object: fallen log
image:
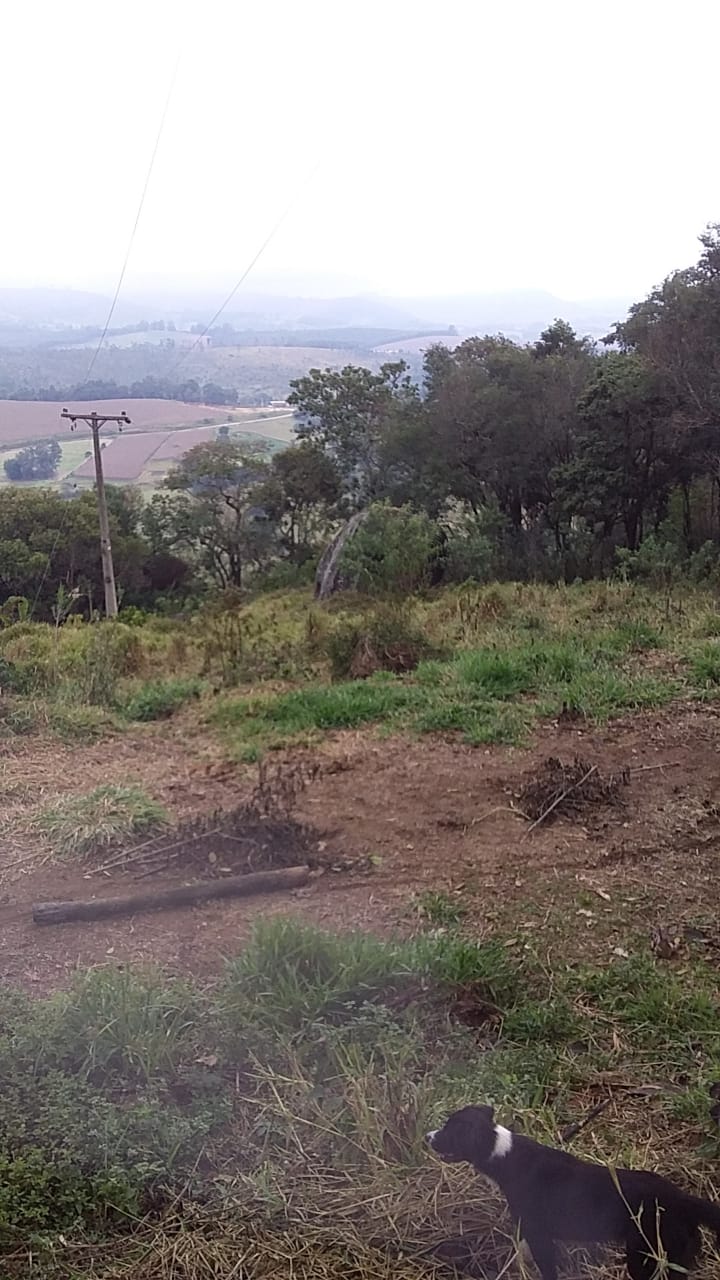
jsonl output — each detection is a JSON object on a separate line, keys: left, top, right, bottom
{"left": 32, "top": 865, "right": 311, "bottom": 926}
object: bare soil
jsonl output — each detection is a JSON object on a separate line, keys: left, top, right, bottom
{"left": 2, "top": 701, "right": 720, "bottom": 994}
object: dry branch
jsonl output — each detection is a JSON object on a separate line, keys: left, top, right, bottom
{"left": 559, "top": 1096, "right": 612, "bottom": 1143}
{"left": 523, "top": 765, "right": 598, "bottom": 837}
{"left": 33, "top": 865, "right": 310, "bottom": 926}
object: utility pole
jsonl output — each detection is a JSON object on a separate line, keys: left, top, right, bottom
{"left": 60, "top": 409, "right": 131, "bottom": 619}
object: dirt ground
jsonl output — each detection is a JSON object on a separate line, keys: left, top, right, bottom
{"left": 2, "top": 701, "right": 720, "bottom": 994}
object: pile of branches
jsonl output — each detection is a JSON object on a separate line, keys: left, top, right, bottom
{"left": 518, "top": 756, "right": 630, "bottom": 830}
{"left": 89, "top": 760, "right": 321, "bottom": 880}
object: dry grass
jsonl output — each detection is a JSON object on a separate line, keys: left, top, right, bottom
{"left": 26, "top": 783, "right": 168, "bottom": 859}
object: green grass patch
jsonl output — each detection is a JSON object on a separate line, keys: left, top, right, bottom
{"left": 212, "top": 678, "right": 426, "bottom": 751}
{"left": 454, "top": 647, "right": 536, "bottom": 696}
{"left": 691, "top": 641, "right": 720, "bottom": 687}
{"left": 28, "top": 784, "right": 168, "bottom": 859}
{"left": 547, "top": 669, "right": 679, "bottom": 721}
{"left": 117, "top": 676, "right": 202, "bottom": 722}
{"left": 211, "top": 627, "right": 682, "bottom": 754}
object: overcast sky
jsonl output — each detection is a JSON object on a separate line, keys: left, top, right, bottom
{"left": 2, "top": 0, "right": 718, "bottom": 302}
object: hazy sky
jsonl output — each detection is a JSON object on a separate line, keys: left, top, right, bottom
{"left": 2, "top": 0, "right": 718, "bottom": 302}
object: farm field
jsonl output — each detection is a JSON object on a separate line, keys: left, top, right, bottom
{"left": 0, "top": 398, "right": 235, "bottom": 448}
{"left": 2, "top": 582, "right": 720, "bottom": 1277}
{"left": 0, "top": 408, "right": 295, "bottom": 488}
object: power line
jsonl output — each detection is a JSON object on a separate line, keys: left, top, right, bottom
{"left": 164, "top": 159, "right": 323, "bottom": 384}
{"left": 82, "top": 51, "right": 182, "bottom": 386}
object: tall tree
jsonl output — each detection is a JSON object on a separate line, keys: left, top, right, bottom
{"left": 161, "top": 440, "right": 273, "bottom": 588}
{"left": 553, "top": 353, "right": 682, "bottom": 554}
{"left": 258, "top": 442, "right": 341, "bottom": 560}
{"left": 288, "top": 361, "right": 420, "bottom": 508}
{"left": 611, "top": 223, "right": 720, "bottom": 425}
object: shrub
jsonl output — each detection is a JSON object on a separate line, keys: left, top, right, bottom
{"left": 325, "top": 604, "right": 435, "bottom": 678}
{"left": 0, "top": 1150, "right": 140, "bottom": 1245}
{"left": 0, "top": 624, "right": 54, "bottom": 694}
{"left": 339, "top": 502, "right": 440, "bottom": 595}
{"left": 58, "top": 623, "right": 144, "bottom": 706}
{"left": 443, "top": 517, "right": 496, "bottom": 584}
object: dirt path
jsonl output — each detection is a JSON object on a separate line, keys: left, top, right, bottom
{"left": 2, "top": 702, "right": 720, "bottom": 993}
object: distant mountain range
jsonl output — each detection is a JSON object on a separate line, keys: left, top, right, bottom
{"left": 0, "top": 286, "right": 634, "bottom": 344}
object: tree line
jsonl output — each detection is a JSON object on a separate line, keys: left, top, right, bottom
{"left": 2, "top": 223, "right": 720, "bottom": 618}
{"left": 5, "top": 376, "right": 247, "bottom": 406}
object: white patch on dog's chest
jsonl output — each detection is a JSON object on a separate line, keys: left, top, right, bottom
{"left": 491, "top": 1124, "right": 513, "bottom": 1159}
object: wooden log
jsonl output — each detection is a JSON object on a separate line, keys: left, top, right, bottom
{"left": 32, "top": 865, "right": 311, "bottom": 926}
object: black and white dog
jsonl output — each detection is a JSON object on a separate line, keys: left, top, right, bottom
{"left": 427, "top": 1105, "right": 720, "bottom": 1280}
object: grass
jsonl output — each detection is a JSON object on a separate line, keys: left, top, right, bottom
{"left": 4, "top": 580, "right": 719, "bottom": 761}
{"left": 210, "top": 618, "right": 684, "bottom": 756}
{"left": 2, "top": 916, "right": 720, "bottom": 1277}
{"left": 412, "top": 889, "right": 467, "bottom": 927}
{"left": 117, "top": 676, "right": 202, "bottom": 722}
{"left": 28, "top": 783, "right": 168, "bottom": 858}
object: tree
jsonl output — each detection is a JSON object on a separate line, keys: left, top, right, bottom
{"left": 288, "top": 362, "right": 420, "bottom": 508}
{"left": 4, "top": 439, "right": 61, "bottom": 482}
{"left": 0, "top": 486, "right": 150, "bottom": 616}
{"left": 258, "top": 442, "right": 342, "bottom": 559}
{"left": 533, "top": 318, "right": 592, "bottom": 359}
{"left": 338, "top": 502, "right": 441, "bottom": 595}
{"left": 161, "top": 440, "right": 273, "bottom": 588}
{"left": 552, "top": 353, "right": 683, "bottom": 558}
{"left": 202, "top": 381, "right": 237, "bottom": 406}
{"left": 611, "top": 224, "right": 720, "bottom": 425}
{"left": 420, "top": 336, "right": 551, "bottom": 527}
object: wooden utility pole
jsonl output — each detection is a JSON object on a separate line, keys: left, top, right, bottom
{"left": 60, "top": 409, "right": 131, "bottom": 618}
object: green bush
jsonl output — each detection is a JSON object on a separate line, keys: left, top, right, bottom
{"left": 0, "top": 624, "right": 54, "bottom": 694}
{"left": 339, "top": 502, "right": 440, "bottom": 595}
{"left": 0, "top": 1150, "right": 140, "bottom": 1245}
